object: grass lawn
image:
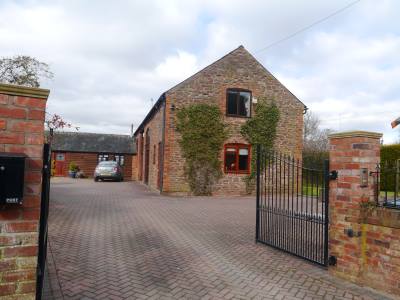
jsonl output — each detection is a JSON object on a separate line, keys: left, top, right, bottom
{"left": 293, "top": 186, "right": 398, "bottom": 199}
{"left": 302, "top": 185, "right": 322, "bottom": 197}
{"left": 380, "top": 191, "right": 397, "bottom": 198}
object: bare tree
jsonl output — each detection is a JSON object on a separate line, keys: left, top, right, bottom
{"left": 303, "top": 110, "right": 333, "bottom": 152}
{"left": 45, "top": 114, "right": 79, "bottom": 143}
{"left": 0, "top": 55, "right": 53, "bottom": 87}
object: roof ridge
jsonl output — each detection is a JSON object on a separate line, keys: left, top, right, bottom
{"left": 133, "top": 45, "right": 245, "bottom": 136}
{"left": 133, "top": 44, "right": 305, "bottom": 136}
{"left": 52, "top": 131, "right": 132, "bottom": 137}
{"left": 165, "top": 45, "right": 244, "bottom": 94}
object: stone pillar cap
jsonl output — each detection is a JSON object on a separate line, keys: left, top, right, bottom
{"left": 328, "top": 131, "right": 383, "bottom": 139}
{"left": 0, "top": 83, "right": 50, "bottom": 99}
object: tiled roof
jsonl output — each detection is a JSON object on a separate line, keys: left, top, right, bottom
{"left": 51, "top": 132, "right": 136, "bottom": 154}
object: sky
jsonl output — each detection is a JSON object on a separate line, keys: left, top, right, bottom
{"left": 0, "top": 0, "right": 399, "bottom": 143}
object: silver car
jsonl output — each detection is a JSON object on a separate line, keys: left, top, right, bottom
{"left": 94, "top": 161, "right": 124, "bottom": 182}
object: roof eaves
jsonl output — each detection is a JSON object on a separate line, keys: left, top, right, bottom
{"left": 133, "top": 93, "right": 166, "bottom": 136}
{"left": 242, "top": 47, "right": 306, "bottom": 108}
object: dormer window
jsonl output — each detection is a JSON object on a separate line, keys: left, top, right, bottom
{"left": 226, "top": 89, "right": 251, "bottom": 117}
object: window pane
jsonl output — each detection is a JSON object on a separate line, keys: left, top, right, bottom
{"left": 227, "top": 91, "right": 238, "bottom": 115}
{"left": 98, "top": 154, "right": 109, "bottom": 162}
{"left": 113, "top": 155, "right": 124, "bottom": 166}
{"left": 238, "top": 92, "right": 251, "bottom": 117}
{"left": 238, "top": 149, "right": 249, "bottom": 171}
{"left": 100, "top": 161, "right": 116, "bottom": 166}
{"left": 239, "top": 148, "right": 248, "bottom": 155}
{"left": 225, "top": 149, "right": 237, "bottom": 171}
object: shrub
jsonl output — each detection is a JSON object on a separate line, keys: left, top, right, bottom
{"left": 176, "top": 104, "right": 228, "bottom": 195}
{"left": 381, "top": 144, "right": 400, "bottom": 164}
{"left": 68, "top": 162, "right": 79, "bottom": 172}
{"left": 380, "top": 144, "right": 400, "bottom": 191}
{"left": 240, "top": 98, "right": 280, "bottom": 190}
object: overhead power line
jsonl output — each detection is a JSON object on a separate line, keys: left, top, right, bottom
{"left": 319, "top": 109, "right": 398, "bottom": 124}
{"left": 255, "top": 0, "right": 361, "bottom": 53}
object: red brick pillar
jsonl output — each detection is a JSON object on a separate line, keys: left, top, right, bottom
{"left": 0, "top": 84, "right": 49, "bottom": 298}
{"left": 328, "top": 131, "right": 382, "bottom": 282}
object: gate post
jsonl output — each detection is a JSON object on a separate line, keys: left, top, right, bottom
{"left": 255, "top": 144, "right": 261, "bottom": 242}
{"left": 0, "top": 84, "right": 49, "bottom": 299}
{"left": 328, "top": 131, "right": 382, "bottom": 281}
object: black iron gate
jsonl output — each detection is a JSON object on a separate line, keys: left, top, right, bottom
{"left": 256, "top": 146, "right": 330, "bottom": 266}
{"left": 36, "top": 143, "right": 51, "bottom": 300}
{"left": 372, "top": 160, "right": 400, "bottom": 209}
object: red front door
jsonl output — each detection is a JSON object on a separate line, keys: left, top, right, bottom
{"left": 54, "top": 153, "right": 66, "bottom": 176}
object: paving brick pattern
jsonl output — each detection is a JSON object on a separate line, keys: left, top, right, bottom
{"left": 46, "top": 178, "right": 393, "bottom": 300}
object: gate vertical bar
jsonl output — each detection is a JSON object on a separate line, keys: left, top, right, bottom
{"left": 256, "top": 150, "right": 329, "bottom": 266}
{"left": 36, "top": 143, "right": 51, "bottom": 300}
{"left": 256, "top": 144, "right": 261, "bottom": 242}
{"left": 395, "top": 159, "right": 399, "bottom": 207}
{"left": 323, "top": 159, "right": 330, "bottom": 266}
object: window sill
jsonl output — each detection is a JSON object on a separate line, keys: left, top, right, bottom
{"left": 224, "top": 171, "right": 250, "bottom": 175}
{"left": 225, "top": 114, "right": 251, "bottom": 119}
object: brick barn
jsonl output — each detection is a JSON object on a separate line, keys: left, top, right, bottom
{"left": 51, "top": 132, "right": 136, "bottom": 179}
{"left": 133, "top": 45, "right": 305, "bottom": 195}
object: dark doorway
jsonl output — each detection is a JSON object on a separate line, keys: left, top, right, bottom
{"left": 138, "top": 134, "right": 143, "bottom": 181}
{"left": 157, "top": 142, "right": 162, "bottom": 189}
{"left": 144, "top": 129, "right": 150, "bottom": 184}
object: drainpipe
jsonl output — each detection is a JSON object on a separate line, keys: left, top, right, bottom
{"left": 159, "top": 94, "right": 166, "bottom": 192}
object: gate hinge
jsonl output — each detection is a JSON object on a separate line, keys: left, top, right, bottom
{"left": 329, "top": 170, "right": 338, "bottom": 180}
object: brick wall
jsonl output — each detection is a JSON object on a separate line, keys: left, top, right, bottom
{"left": 137, "top": 133, "right": 144, "bottom": 181}
{"left": 162, "top": 46, "right": 304, "bottom": 195}
{"left": 328, "top": 131, "right": 400, "bottom": 296}
{"left": 52, "top": 151, "right": 133, "bottom": 180}
{"left": 137, "top": 103, "right": 165, "bottom": 191}
{"left": 131, "top": 154, "right": 138, "bottom": 181}
{"left": 0, "top": 83, "right": 49, "bottom": 299}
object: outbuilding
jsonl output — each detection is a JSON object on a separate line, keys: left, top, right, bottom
{"left": 51, "top": 132, "right": 136, "bottom": 179}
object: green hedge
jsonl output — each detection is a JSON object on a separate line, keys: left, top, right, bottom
{"left": 381, "top": 144, "right": 400, "bottom": 165}
{"left": 302, "top": 150, "right": 329, "bottom": 184}
{"left": 380, "top": 144, "right": 400, "bottom": 191}
{"left": 302, "top": 150, "right": 328, "bottom": 170}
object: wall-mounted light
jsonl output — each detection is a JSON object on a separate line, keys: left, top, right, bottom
{"left": 171, "top": 104, "right": 176, "bottom": 111}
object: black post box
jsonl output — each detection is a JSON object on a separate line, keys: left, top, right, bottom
{"left": 0, "top": 153, "right": 27, "bottom": 204}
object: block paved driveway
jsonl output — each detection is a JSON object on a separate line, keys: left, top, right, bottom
{"left": 45, "top": 178, "right": 392, "bottom": 300}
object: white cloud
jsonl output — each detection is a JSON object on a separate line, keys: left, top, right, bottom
{"left": 275, "top": 31, "right": 400, "bottom": 143}
{"left": 0, "top": 0, "right": 399, "bottom": 143}
{"left": 155, "top": 51, "right": 198, "bottom": 82}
